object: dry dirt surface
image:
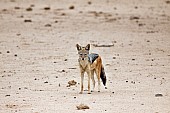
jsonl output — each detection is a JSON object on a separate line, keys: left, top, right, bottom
{"left": 0, "top": 0, "right": 170, "bottom": 113}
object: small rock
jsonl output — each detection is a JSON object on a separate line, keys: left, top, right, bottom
{"left": 16, "top": 33, "right": 21, "bottom": 36}
{"left": 62, "top": 70, "right": 65, "bottom": 72}
{"left": 24, "top": 87, "right": 28, "bottom": 89}
{"left": 106, "top": 64, "right": 111, "bottom": 66}
{"left": 130, "top": 16, "right": 140, "bottom": 20}
{"left": 30, "top": 4, "right": 35, "bottom": 7}
{"left": 113, "top": 41, "right": 117, "bottom": 43}
{"left": 68, "top": 67, "right": 76, "bottom": 69}
{"left": 24, "top": 19, "right": 32, "bottom": 22}
{"left": 61, "top": 13, "right": 66, "bottom": 16}
{"left": 6, "top": 104, "right": 17, "bottom": 109}
{"left": 69, "top": 5, "right": 75, "bottom": 10}
{"left": 67, "top": 80, "right": 77, "bottom": 87}
{"left": 44, "top": 81, "right": 48, "bottom": 83}
{"left": 131, "top": 81, "right": 135, "bottom": 84}
{"left": 113, "top": 57, "right": 116, "bottom": 59}
{"left": 2, "top": 9, "right": 7, "bottom": 12}
{"left": 20, "top": 15, "right": 24, "bottom": 18}
{"left": 165, "top": 1, "right": 170, "bottom": 4}
{"left": 14, "top": 7, "right": 20, "bottom": 9}
{"left": 5, "top": 95, "right": 10, "bottom": 97}
{"left": 45, "top": 24, "right": 51, "bottom": 27}
{"left": 155, "top": 94, "right": 163, "bottom": 97}
{"left": 138, "top": 23, "right": 145, "bottom": 27}
{"left": 76, "top": 104, "right": 89, "bottom": 110}
{"left": 7, "top": 51, "right": 10, "bottom": 53}
{"left": 14, "top": 54, "right": 17, "bottom": 57}
{"left": 26, "top": 7, "right": 32, "bottom": 11}
{"left": 44, "top": 7, "right": 50, "bottom": 10}
{"left": 88, "top": 1, "right": 92, "bottom": 5}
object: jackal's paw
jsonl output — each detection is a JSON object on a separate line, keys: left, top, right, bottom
{"left": 79, "top": 92, "right": 83, "bottom": 94}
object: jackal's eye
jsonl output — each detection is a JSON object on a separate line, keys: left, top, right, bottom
{"left": 80, "top": 53, "right": 83, "bottom": 56}
{"left": 84, "top": 54, "right": 87, "bottom": 56}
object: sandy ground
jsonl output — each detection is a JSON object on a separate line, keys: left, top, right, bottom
{"left": 0, "top": 0, "right": 170, "bottom": 113}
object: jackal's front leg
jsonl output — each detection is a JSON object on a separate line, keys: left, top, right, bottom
{"left": 87, "top": 71, "right": 91, "bottom": 94}
{"left": 79, "top": 71, "right": 84, "bottom": 94}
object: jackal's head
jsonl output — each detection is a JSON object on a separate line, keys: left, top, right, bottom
{"left": 76, "top": 44, "right": 90, "bottom": 61}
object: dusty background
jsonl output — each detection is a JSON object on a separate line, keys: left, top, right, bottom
{"left": 0, "top": 0, "right": 170, "bottom": 113}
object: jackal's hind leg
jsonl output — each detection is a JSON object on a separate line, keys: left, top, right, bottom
{"left": 95, "top": 69, "right": 101, "bottom": 92}
{"left": 91, "top": 70, "right": 95, "bottom": 92}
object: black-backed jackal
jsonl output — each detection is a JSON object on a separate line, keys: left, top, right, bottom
{"left": 76, "top": 44, "right": 107, "bottom": 94}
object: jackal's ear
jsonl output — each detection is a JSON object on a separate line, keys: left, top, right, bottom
{"left": 85, "top": 44, "right": 90, "bottom": 50}
{"left": 76, "top": 44, "right": 81, "bottom": 51}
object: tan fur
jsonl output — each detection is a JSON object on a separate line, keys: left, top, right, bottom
{"left": 76, "top": 44, "right": 104, "bottom": 94}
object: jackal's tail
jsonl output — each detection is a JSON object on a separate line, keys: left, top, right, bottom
{"left": 100, "top": 65, "right": 107, "bottom": 86}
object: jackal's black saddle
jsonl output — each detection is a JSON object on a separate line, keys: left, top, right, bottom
{"left": 88, "top": 53, "right": 99, "bottom": 64}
